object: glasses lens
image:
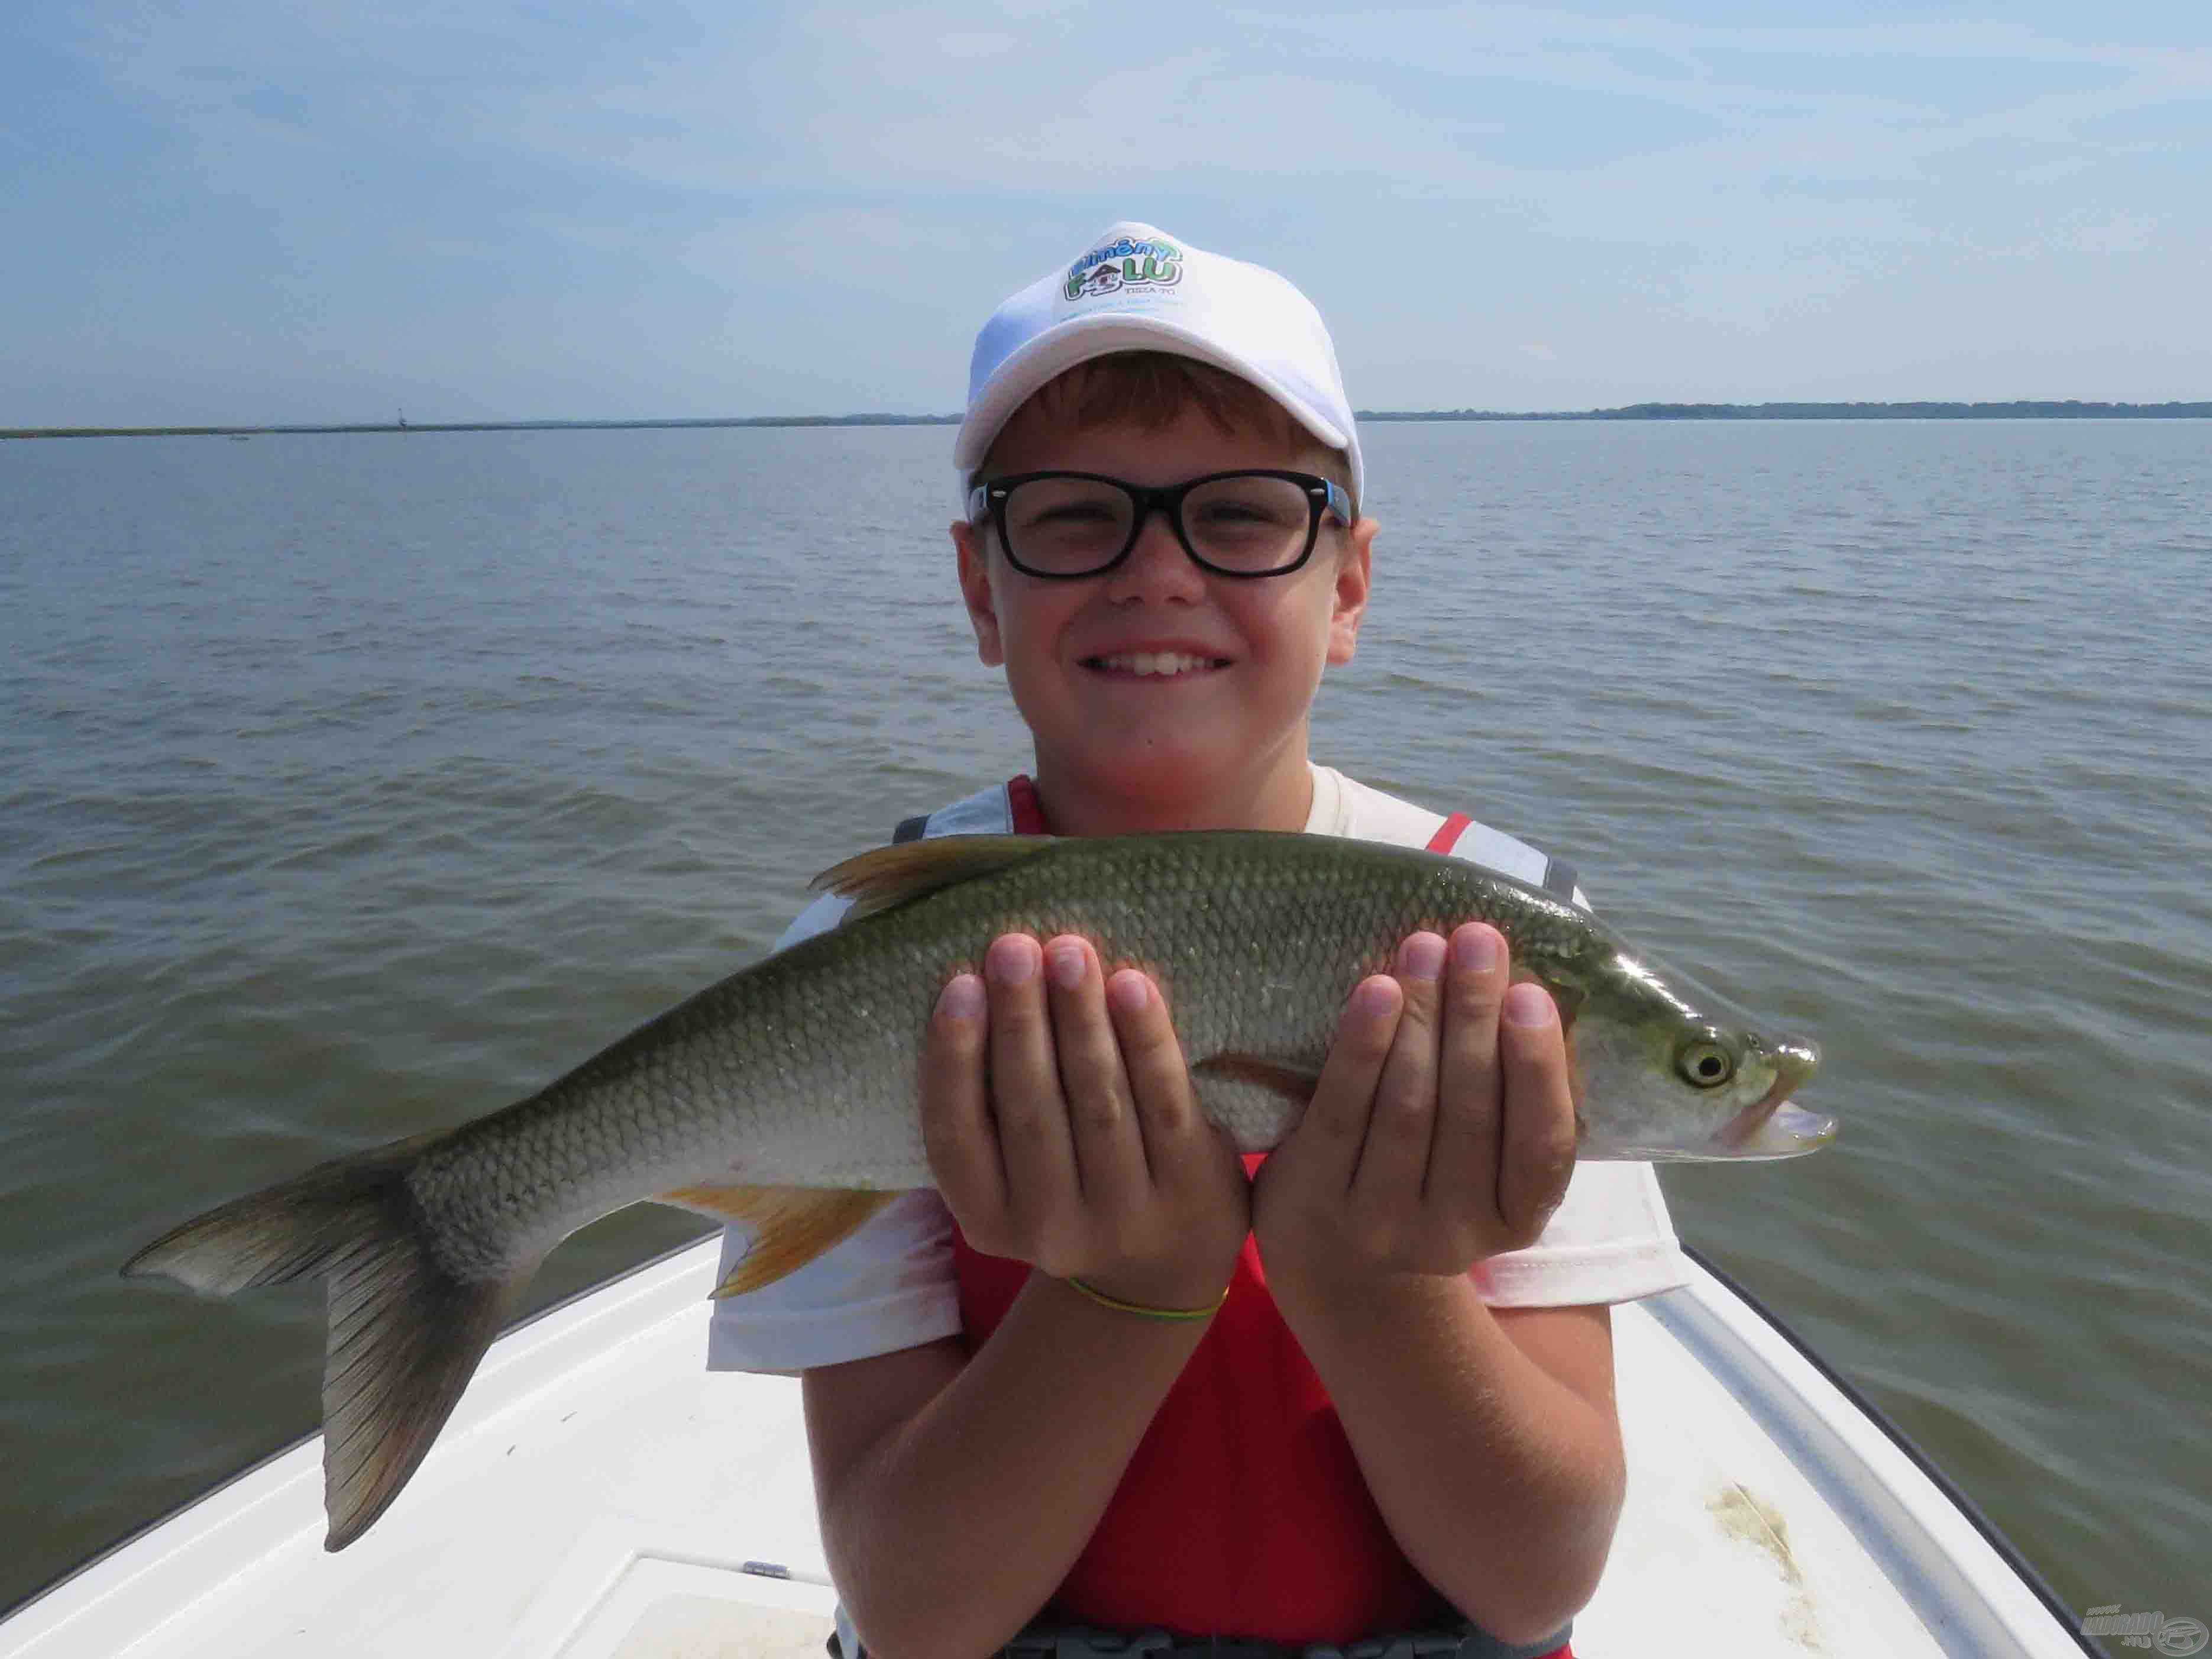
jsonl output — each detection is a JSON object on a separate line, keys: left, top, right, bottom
{"left": 1182, "top": 474, "right": 1315, "bottom": 573}
{"left": 1001, "top": 477, "right": 1137, "bottom": 574}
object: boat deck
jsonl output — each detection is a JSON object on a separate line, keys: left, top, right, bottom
{"left": 0, "top": 1240, "right": 2088, "bottom": 1658}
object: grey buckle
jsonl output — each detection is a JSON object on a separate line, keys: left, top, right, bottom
{"left": 1305, "top": 1637, "right": 1466, "bottom": 1659}
{"left": 1312, "top": 1632, "right": 1569, "bottom": 1659}
{"left": 1003, "top": 1628, "right": 1175, "bottom": 1658}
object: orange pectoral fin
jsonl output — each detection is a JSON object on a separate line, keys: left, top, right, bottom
{"left": 655, "top": 1184, "right": 896, "bottom": 1298}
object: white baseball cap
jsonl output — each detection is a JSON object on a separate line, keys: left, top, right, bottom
{"left": 955, "top": 221, "right": 1364, "bottom": 510}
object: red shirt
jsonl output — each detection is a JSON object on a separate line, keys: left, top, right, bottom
{"left": 950, "top": 781, "right": 1572, "bottom": 1654}
{"left": 955, "top": 1213, "right": 1458, "bottom": 1644}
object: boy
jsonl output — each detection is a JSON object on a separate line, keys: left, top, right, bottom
{"left": 708, "top": 222, "right": 1686, "bottom": 1658}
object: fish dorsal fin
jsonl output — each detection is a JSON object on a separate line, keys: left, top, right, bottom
{"left": 811, "top": 835, "right": 1056, "bottom": 921}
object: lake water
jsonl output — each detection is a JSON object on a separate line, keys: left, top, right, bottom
{"left": 2, "top": 419, "right": 2207, "bottom": 1633}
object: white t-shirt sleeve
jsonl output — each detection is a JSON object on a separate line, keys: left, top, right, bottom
{"left": 1470, "top": 1163, "right": 1685, "bottom": 1305}
{"left": 704, "top": 886, "right": 965, "bottom": 1375}
{"left": 704, "top": 1187, "right": 961, "bottom": 1373}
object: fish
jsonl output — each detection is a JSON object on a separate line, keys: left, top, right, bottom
{"left": 124, "top": 831, "right": 1827, "bottom": 1550}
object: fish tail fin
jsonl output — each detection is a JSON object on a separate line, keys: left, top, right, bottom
{"left": 122, "top": 1132, "right": 535, "bottom": 1551}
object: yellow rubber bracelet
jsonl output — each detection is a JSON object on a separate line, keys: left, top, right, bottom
{"left": 1063, "top": 1276, "right": 1228, "bottom": 1321}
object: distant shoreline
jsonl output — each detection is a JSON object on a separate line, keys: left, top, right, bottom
{"left": 6, "top": 399, "right": 2209, "bottom": 439}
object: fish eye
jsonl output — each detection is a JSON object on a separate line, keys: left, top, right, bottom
{"left": 1675, "top": 1037, "right": 1736, "bottom": 1089}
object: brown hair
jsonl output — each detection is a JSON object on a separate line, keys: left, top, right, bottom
{"left": 985, "top": 352, "right": 1356, "bottom": 507}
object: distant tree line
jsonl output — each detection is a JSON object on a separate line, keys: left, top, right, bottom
{"left": 1357, "top": 400, "right": 2212, "bottom": 421}
{"left": 2, "top": 415, "right": 967, "bottom": 439}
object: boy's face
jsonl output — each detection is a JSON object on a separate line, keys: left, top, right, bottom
{"left": 952, "top": 392, "right": 1375, "bottom": 823}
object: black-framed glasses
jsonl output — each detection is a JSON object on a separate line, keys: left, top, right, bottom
{"left": 965, "top": 470, "right": 1354, "bottom": 580}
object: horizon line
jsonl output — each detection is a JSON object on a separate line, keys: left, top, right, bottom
{"left": 8, "top": 397, "right": 2212, "bottom": 440}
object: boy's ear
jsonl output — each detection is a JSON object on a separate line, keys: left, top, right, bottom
{"left": 952, "top": 519, "right": 1005, "bottom": 667}
{"left": 1325, "top": 518, "right": 1377, "bottom": 667}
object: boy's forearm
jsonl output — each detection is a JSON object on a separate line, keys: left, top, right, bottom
{"left": 1269, "top": 1271, "right": 1625, "bottom": 1645}
{"left": 810, "top": 1272, "right": 1211, "bottom": 1659}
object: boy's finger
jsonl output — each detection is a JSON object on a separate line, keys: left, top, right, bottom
{"left": 982, "top": 933, "right": 1078, "bottom": 1215}
{"left": 1348, "top": 933, "right": 1448, "bottom": 1204}
{"left": 919, "top": 972, "right": 1005, "bottom": 1223}
{"left": 1427, "top": 924, "right": 1508, "bottom": 1204}
{"left": 1044, "top": 937, "right": 1147, "bottom": 1207}
{"left": 1495, "top": 982, "right": 1579, "bottom": 1249}
{"left": 1105, "top": 970, "right": 1201, "bottom": 1175}
{"left": 1299, "top": 975, "right": 1403, "bottom": 1191}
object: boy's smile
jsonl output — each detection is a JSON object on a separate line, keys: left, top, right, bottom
{"left": 953, "top": 399, "right": 1375, "bottom": 836}
{"left": 1084, "top": 649, "right": 1228, "bottom": 679}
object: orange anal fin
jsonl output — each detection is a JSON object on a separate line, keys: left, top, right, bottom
{"left": 1192, "top": 1053, "right": 1320, "bottom": 1103}
{"left": 655, "top": 1185, "right": 895, "bottom": 1298}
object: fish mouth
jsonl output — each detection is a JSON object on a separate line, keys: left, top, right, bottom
{"left": 1712, "top": 1040, "right": 1832, "bottom": 1159}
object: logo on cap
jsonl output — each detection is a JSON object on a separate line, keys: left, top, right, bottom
{"left": 1065, "top": 235, "right": 1183, "bottom": 302}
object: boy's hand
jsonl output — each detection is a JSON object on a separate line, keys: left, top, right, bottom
{"left": 921, "top": 933, "right": 1250, "bottom": 1310}
{"left": 1253, "top": 924, "right": 1577, "bottom": 1291}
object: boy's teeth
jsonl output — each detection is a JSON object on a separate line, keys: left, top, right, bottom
{"left": 1099, "top": 652, "right": 1214, "bottom": 676}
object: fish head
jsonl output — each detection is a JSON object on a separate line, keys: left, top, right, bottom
{"left": 1557, "top": 942, "right": 1831, "bottom": 1162}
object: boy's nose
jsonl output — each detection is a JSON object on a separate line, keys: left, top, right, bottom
{"left": 1102, "top": 507, "right": 1207, "bottom": 603}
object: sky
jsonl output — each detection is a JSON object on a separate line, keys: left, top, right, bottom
{"left": 4, "top": 1, "right": 2209, "bottom": 425}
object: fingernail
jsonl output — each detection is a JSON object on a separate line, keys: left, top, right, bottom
{"left": 1398, "top": 934, "right": 1445, "bottom": 982}
{"left": 987, "top": 934, "right": 1037, "bottom": 985}
{"left": 1453, "top": 926, "right": 1501, "bottom": 974}
{"left": 1107, "top": 971, "right": 1151, "bottom": 1015}
{"left": 939, "top": 975, "right": 984, "bottom": 1020}
{"left": 1351, "top": 976, "right": 1399, "bottom": 1020}
{"left": 1046, "top": 940, "right": 1086, "bottom": 990}
{"left": 1503, "top": 983, "right": 1554, "bottom": 1027}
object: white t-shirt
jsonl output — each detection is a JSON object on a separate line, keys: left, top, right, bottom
{"left": 706, "top": 766, "right": 1688, "bottom": 1374}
